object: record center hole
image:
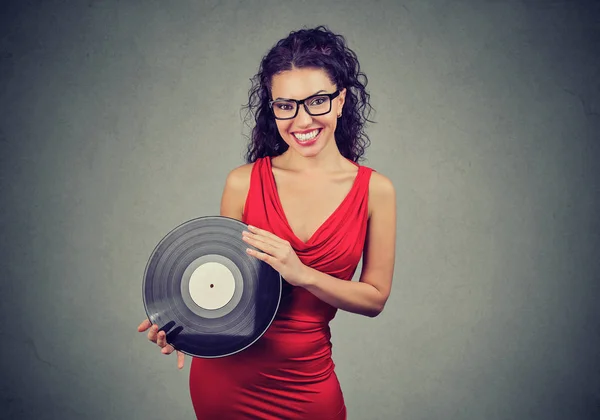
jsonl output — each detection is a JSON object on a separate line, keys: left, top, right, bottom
{"left": 210, "top": 284, "right": 214, "bottom": 288}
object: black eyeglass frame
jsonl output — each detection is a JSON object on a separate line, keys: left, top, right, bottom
{"left": 268, "top": 90, "right": 341, "bottom": 120}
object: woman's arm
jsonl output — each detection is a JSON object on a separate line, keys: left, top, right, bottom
{"left": 244, "top": 171, "right": 397, "bottom": 318}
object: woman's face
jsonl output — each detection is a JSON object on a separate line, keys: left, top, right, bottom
{"left": 270, "top": 67, "right": 345, "bottom": 159}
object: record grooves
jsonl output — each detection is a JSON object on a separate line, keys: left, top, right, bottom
{"left": 143, "top": 216, "right": 282, "bottom": 358}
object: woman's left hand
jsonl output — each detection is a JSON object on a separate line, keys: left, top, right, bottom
{"left": 242, "top": 225, "right": 310, "bottom": 287}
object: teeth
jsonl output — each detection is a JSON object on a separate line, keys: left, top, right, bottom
{"left": 293, "top": 129, "right": 320, "bottom": 141}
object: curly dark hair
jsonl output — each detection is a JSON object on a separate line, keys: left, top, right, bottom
{"left": 242, "top": 26, "right": 374, "bottom": 163}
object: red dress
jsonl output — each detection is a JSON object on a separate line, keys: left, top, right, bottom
{"left": 189, "top": 156, "right": 373, "bottom": 419}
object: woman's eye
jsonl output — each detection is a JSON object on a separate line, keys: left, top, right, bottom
{"left": 309, "top": 97, "right": 326, "bottom": 106}
{"left": 276, "top": 103, "right": 293, "bottom": 110}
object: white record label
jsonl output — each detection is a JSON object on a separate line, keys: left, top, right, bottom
{"left": 188, "top": 262, "right": 235, "bottom": 310}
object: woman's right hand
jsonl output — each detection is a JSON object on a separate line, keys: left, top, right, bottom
{"left": 137, "top": 319, "right": 186, "bottom": 369}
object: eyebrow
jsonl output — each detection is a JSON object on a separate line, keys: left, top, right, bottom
{"left": 273, "top": 90, "right": 328, "bottom": 101}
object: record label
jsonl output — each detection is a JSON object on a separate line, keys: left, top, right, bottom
{"left": 188, "top": 260, "right": 235, "bottom": 310}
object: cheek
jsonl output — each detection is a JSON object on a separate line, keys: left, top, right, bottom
{"left": 275, "top": 121, "right": 292, "bottom": 135}
{"left": 321, "top": 115, "right": 338, "bottom": 129}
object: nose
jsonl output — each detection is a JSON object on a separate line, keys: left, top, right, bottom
{"left": 294, "top": 104, "right": 313, "bottom": 126}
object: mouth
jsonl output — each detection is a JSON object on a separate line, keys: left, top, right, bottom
{"left": 292, "top": 128, "right": 322, "bottom": 145}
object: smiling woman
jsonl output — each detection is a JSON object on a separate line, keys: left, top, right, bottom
{"left": 138, "top": 25, "right": 396, "bottom": 420}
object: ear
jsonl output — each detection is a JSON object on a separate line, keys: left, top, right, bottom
{"left": 338, "top": 88, "right": 347, "bottom": 109}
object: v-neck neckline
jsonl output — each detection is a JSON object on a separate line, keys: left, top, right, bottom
{"left": 267, "top": 156, "right": 362, "bottom": 246}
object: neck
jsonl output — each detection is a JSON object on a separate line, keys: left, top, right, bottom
{"left": 278, "top": 139, "right": 351, "bottom": 173}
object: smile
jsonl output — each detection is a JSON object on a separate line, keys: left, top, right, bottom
{"left": 293, "top": 129, "right": 321, "bottom": 142}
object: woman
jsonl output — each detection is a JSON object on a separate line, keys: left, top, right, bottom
{"left": 138, "top": 26, "right": 396, "bottom": 419}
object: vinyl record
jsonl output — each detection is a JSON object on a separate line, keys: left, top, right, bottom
{"left": 142, "top": 216, "right": 282, "bottom": 358}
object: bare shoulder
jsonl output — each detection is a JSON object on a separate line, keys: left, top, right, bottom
{"left": 220, "top": 162, "right": 255, "bottom": 220}
{"left": 368, "top": 170, "right": 396, "bottom": 216}
{"left": 224, "top": 162, "right": 254, "bottom": 191}
{"left": 369, "top": 171, "right": 395, "bottom": 195}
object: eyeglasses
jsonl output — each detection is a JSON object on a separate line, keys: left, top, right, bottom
{"left": 268, "top": 90, "right": 340, "bottom": 120}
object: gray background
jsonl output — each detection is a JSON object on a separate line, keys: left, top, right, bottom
{"left": 1, "top": 0, "right": 599, "bottom": 419}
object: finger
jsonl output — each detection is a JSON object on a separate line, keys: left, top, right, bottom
{"left": 156, "top": 330, "right": 167, "bottom": 348}
{"left": 246, "top": 247, "right": 274, "bottom": 265}
{"left": 242, "top": 233, "right": 279, "bottom": 255}
{"left": 161, "top": 344, "right": 175, "bottom": 355}
{"left": 247, "top": 225, "right": 287, "bottom": 244}
{"left": 177, "top": 351, "right": 185, "bottom": 369}
{"left": 137, "top": 319, "right": 152, "bottom": 332}
{"left": 147, "top": 324, "right": 159, "bottom": 342}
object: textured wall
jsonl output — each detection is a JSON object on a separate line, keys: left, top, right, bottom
{"left": 1, "top": 0, "right": 598, "bottom": 419}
